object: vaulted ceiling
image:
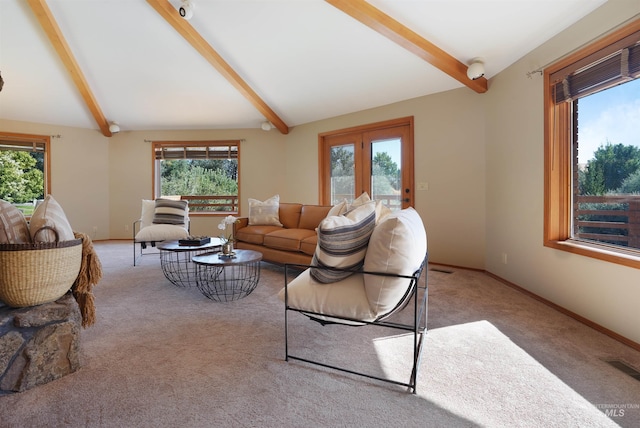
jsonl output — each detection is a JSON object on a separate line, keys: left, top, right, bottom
{"left": 0, "top": 0, "right": 608, "bottom": 136}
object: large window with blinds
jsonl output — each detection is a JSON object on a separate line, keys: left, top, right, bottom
{"left": 544, "top": 20, "right": 640, "bottom": 268}
{"left": 0, "top": 132, "right": 50, "bottom": 217}
{"left": 153, "top": 140, "right": 239, "bottom": 214}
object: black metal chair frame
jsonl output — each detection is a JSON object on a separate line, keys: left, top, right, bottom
{"left": 283, "top": 254, "right": 428, "bottom": 393}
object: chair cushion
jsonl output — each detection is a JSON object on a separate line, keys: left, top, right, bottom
{"left": 135, "top": 224, "right": 188, "bottom": 242}
{"left": 152, "top": 199, "right": 188, "bottom": 225}
{"left": 363, "top": 207, "right": 427, "bottom": 319}
{"left": 0, "top": 199, "right": 31, "bottom": 244}
{"left": 248, "top": 195, "right": 283, "bottom": 226}
{"left": 29, "top": 194, "right": 75, "bottom": 242}
{"left": 310, "top": 201, "right": 376, "bottom": 284}
{"left": 278, "top": 269, "right": 376, "bottom": 323}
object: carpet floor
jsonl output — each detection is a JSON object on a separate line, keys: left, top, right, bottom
{"left": 1, "top": 241, "right": 639, "bottom": 427}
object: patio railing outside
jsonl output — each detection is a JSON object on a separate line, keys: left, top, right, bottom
{"left": 574, "top": 195, "right": 640, "bottom": 249}
{"left": 179, "top": 195, "right": 238, "bottom": 213}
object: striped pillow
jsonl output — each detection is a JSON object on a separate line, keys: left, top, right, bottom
{"left": 152, "top": 199, "right": 188, "bottom": 225}
{"left": 29, "top": 195, "right": 75, "bottom": 242}
{"left": 310, "top": 201, "right": 376, "bottom": 284}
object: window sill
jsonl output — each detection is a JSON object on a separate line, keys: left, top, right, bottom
{"left": 545, "top": 239, "right": 640, "bottom": 270}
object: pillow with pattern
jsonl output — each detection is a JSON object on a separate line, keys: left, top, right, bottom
{"left": 0, "top": 199, "right": 31, "bottom": 244}
{"left": 248, "top": 195, "right": 283, "bottom": 226}
{"left": 29, "top": 195, "right": 75, "bottom": 242}
{"left": 310, "top": 200, "right": 376, "bottom": 284}
{"left": 152, "top": 199, "right": 188, "bottom": 225}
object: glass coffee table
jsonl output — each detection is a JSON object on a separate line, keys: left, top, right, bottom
{"left": 157, "top": 238, "right": 223, "bottom": 287}
{"left": 192, "top": 249, "right": 263, "bottom": 302}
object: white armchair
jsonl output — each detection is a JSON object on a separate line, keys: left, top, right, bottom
{"left": 280, "top": 206, "right": 428, "bottom": 393}
{"left": 133, "top": 199, "right": 190, "bottom": 266}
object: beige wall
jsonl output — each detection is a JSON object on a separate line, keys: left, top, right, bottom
{"left": 285, "top": 89, "right": 486, "bottom": 269}
{"left": 485, "top": 0, "right": 640, "bottom": 343}
{"left": 1, "top": 0, "right": 638, "bottom": 343}
{"left": 108, "top": 128, "right": 287, "bottom": 239}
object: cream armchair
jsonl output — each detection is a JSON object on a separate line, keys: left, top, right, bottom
{"left": 133, "top": 199, "right": 189, "bottom": 266}
{"left": 280, "top": 206, "right": 428, "bottom": 393}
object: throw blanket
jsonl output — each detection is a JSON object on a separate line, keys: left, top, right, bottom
{"left": 72, "top": 232, "right": 103, "bottom": 327}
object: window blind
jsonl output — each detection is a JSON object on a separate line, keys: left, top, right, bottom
{"left": 552, "top": 31, "right": 640, "bottom": 103}
{"left": 154, "top": 141, "right": 239, "bottom": 160}
{"left": 0, "top": 139, "right": 47, "bottom": 153}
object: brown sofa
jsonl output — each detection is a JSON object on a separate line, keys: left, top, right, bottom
{"left": 233, "top": 203, "right": 332, "bottom": 265}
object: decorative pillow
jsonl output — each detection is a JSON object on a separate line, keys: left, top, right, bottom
{"left": 248, "top": 195, "right": 283, "bottom": 226}
{"left": 152, "top": 199, "right": 188, "bottom": 225}
{"left": 363, "top": 207, "right": 427, "bottom": 319}
{"left": 310, "top": 200, "right": 376, "bottom": 284}
{"left": 326, "top": 199, "right": 348, "bottom": 217}
{"left": 348, "top": 192, "right": 391, "bottom": 223}
{"left": 29, "top": 194, "right": 75, "bottom": 242}
{"left": 140, "top": 199, "right": 157, "bottom": 229}
{"left": 0, "top": 199, "right": 31, "bottom": 244}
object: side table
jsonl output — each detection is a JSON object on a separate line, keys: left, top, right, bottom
{"left": 157, "top": 238, "right": 223, "bottom": 287}
{"left": 192, "top": 249, "right": 263, "bottom": 302}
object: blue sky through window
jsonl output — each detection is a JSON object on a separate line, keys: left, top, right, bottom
{"left": 577, "top": 78, "right": 640, "bottom": 164}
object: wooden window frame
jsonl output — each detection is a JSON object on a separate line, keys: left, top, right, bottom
{"left": 318, "top": 116, "right": 414, "bottom": 208}
{"left": 544, "top": 20, "right": 640, "bottom": 269}
{"left": 152, "top": 140, "right": 240, "bottom": 216}
{"left": 0, "top": 131, "right": 51, "bottom": 207}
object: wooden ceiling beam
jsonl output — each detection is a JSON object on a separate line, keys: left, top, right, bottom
{"left": 146, "top": 0, "right": 289, "bottom": 134}
{"left": 27, "top": 0, "right": 113, "bottom": 137}
{"left": 326, "top": 0, "right": 488, "bottom": 94}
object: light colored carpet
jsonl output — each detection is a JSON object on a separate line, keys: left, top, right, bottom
{"left": 1, "top": 241, "right": 639, "bottom": 427}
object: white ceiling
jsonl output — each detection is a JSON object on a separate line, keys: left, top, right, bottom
{"left": 0, "top": 0, "right": 608, "bottom": 133}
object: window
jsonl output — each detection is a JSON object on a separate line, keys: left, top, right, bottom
{"left": 319, "top": 117, "right": 414, "bottom": 211}
{"left": 153, "top": 140, "right": 239, "bottom": 215}
{"left": 544, "top": 20, "right": 640, "bottom": 268}
{"left": 0, "top": 132, "right": 50, "bottom": 217}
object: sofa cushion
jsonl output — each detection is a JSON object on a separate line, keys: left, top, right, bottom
{"left": 278, "top": 203, "right": 302, "bottom": 229}
{"left": 234, "top": 225, "right": 284, "bottom": 245}
{"left": 0, "top": 199, "right": 31, "bottom": 244}
{"left": 264, "top": 228, "right": 316, "bottom": 252}
{"left": 278, "top": 269, "right": 376, "bottom": 323}
{"left": 298, "top": 205, "right": 332, "bottom": 230}
{"left": 29, "top": 194, "right": 75, "bottom": 242}
{"left": 300, "top": 235, "right": 318, "bottom": 256}
{"left": 310, "top": 201, "right": 376, "bottom": 284}
{"left": 249, "top": 195, "right": 283, "bottom": 226}
{"left": 363, "top": 207, "right": 427, "bottom": 319}
{"left": 153, "top": 199, "right": 188, "bottom": 225}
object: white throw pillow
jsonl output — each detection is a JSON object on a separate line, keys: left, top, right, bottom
{"left": 29, "top": 195, "right": 75, "bottom": 242}
{"left": 310, "top": 200, "right": 376, "bottom": 283}
{"left": 363, "top": 207, "right": 427, "bottom": 319}
{"left": 248, "top": 195, "right": 283, "bottom": 226}
{"left": 140, "top": 199, "right": 156, "bottom": 229}
{"left": 326, "top": 199, "right": 348, "bottom": 217}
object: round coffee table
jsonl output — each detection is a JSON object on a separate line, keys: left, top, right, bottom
{"left": 192, "top": 249, "right": 263, "bottom": 302}
{"left": 157, "top": 238, "right": 223, "bottom": 287}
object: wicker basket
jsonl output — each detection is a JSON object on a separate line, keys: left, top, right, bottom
{"left": 0, "top": 228, "right": 82, "bottom": 308}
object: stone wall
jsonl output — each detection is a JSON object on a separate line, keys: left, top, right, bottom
{"left": 0, "top": 293, "right": 81, "bottom": 394}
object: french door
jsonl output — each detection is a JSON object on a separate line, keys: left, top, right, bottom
{"left": 319, "top": 117, "right": 414, "bottom": 211}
